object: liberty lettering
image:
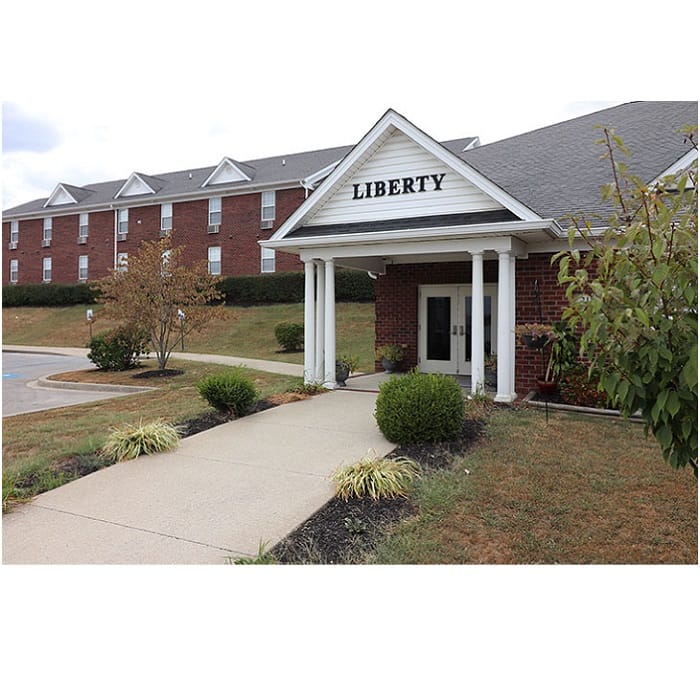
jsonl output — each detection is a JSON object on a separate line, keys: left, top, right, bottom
{"left": 352, "top": 172, "right": 447, "bottom": 199}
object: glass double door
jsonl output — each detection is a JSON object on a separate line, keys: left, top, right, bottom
{"left": 418, "top": 284, "right": 497, "bottom": 375}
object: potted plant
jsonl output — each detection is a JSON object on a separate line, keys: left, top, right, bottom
{"left": 375, "top": 344, "right": 405, "bottom": 373}
{"left": 335, "top": 355, "right": 359, "bottom": 386}
{"left": 514, "top": 322, "right": 554, "bottom": 350}
{"left": 484, "top": 354, "right": 497, "bottom": 388}
{"left": 536, "top": 322, "right": 578, "bottom": 395}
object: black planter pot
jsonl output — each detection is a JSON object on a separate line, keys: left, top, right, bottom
{"left": 523, "top": 334, "right": 549, "bottom": 350}
{"left": 335, "top": 362, "right": 350, "bottom": 386}
{"left": 381, "top": 358, "right": 398, "bottom": 373}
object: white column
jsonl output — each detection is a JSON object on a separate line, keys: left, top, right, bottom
{"left": 303, "top": 261, "right": 316, "bottom": 384}
{"left": 509, "top": 254, "right": 517, "bottom": 397}
{"left": 495, "top": 251, "right": 515, "bottom": 402}
{"left": 323, "top": 259, "right": 336, "bottom": 388}
{"left": 315, "top": 261, "right": 325, "bottom": 383}
{"left": 470, "top": 252, "right": 485, "bottom": 394}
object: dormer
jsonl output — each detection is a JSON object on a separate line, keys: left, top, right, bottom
{"left": 115, "top": 172, "right": 165, "bottom": 198}
{"left": 201, "top": 157, "right": 255, "bottom": 187}
{"left": 44, "top": 183, "right": 94, "bottom": 207}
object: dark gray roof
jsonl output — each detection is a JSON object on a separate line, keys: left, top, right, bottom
{"left": 3, "top": 144, "right": 356, "bottom": 219}
{"left": 447, "top": 101, "right": 698, "bottom": 224}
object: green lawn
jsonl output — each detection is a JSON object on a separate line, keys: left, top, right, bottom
{"left": 371, "top": 407, "right": 697, "bottom": 564}
{"left": 2, "top": 302, "right": 377, "bottom": 371}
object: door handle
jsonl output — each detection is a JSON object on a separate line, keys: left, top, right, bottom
{"left": 452, "top": 325, "right": 457, "bottom": 335}
{"left": 459, "top": 325, "right": 465, "bottom": 336}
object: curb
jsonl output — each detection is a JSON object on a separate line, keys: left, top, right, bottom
{"left": 35, "top": 375, "right": 153, "bottom": 395}
{"left": 522, "top": 391, "right": 644, "bottom": 422}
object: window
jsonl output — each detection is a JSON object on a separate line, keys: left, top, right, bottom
{"left": 78, "top": 255, "right": 88, "bottom": 282}
{"left": 208, "top": 246, "right": 222, "bottom": 275}
{"left": 42, "top": 257, "right": 52, "bottom": 283}
{"left": 42, "top": 217, "right": 52, "bottom": 246}
{"left": 261, "top": 190, "right": 276, "bottom": 227}
{"left": 208, "top": 197, "right": 222, "bottom": 232}
{"left": 10, "top": 259, "right": 18, "bottom": 284}
{"left": 161, "top": 203, "right": 173, "bottom": 235}
{"left": 79, "top": 213, "right": 89, "bottom": 242}
{"left": 261, "top": 247, "right": 275, "bottom": 273}
{"left": 9, "top": 221, "right": 18, "bottom": 249}
{"left": 118, "top": 208, "right": 128, "bottom": 239}
{"left": 117, "top": 252, "right": 128, "bottom": 272}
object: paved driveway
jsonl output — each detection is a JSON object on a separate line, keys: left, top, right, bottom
{"left": 2, "top": 351, "right": 129, "bottom": 417}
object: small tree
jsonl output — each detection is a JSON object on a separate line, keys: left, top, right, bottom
{"left": 95, "top": 234, "right": 224, "bottom": 371}
{"left": 556, "top": 126, "right": 697, "bottom": 476}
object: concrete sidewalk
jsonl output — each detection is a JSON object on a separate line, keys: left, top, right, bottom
{"left": 2, "top": 390, "right": 394, "bottom": 564}
{"left": 2, "top": 345, "right": 305, "bottom": 378}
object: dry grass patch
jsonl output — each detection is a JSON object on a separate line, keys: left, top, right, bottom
{"left": 373, "top": 408, "right": 697, "bottom": 564}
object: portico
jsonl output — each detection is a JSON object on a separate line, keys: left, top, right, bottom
{"left": 261, "top": 108, "right": 564, "bottom": 402}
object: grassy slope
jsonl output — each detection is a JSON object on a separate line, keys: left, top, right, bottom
{"left": 373, "top": 407, "right": 697, "bottom": 564}
{"left": 2, "top": 303, "right": 376, "bottom": 371}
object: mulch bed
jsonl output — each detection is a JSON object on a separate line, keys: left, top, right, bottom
{"left": 269, "top": 419, "right": 486, "bottom": 564}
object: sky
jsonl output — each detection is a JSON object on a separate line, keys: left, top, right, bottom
{"left": 1, "top": 1, "right": 697, "bottom": 694}
{"left": 2, "top": 1, "right": 696, "bottom": 212}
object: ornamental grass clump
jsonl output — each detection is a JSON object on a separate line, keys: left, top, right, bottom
{"left": 197, "top": 369, "right": 258, "bottom": 417}
{"left": 375, "top": 371, "right": 465, "bottom": 443}
{"left": 333, "top": 452, "right": 421, "bottom": 501}
{"left": 102, "top": 419, "right": 181, "bottom": 462}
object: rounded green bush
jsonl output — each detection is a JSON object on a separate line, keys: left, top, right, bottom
{"left": 87, "top": 323, "right": 148, "bottom": 371}
{"left": 374, "top": 371, "right": 465, "bottom": 444}
{"left": 274, "top": 322, "right": 304, "bottom": 352}
{"left": 197, "top": 370, "right": 258, "bottom": 417}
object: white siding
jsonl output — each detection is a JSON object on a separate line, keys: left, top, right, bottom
{"left": 307, "top": 131, "right": 504, "bottom": 227}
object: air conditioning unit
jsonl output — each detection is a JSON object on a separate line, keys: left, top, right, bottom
{"left": 9, "top": 241, "right": 17, "bottom": 250}
{"left": 208, "top": 224, "right": 220, "bottom": 234}
{"left": 41, "top": 239, "right": 51, "bottom": 247}
{"left": 159, "top": 229, "right": 172, "bottom": 239}
{"left": 260, "top": 220, "right": 274, "bottom": 230}
{"left": 117, "top": 233, "right": 127, "bottom": 241}
{"left": 78, "top": 236, "right": 88, "bottom": 245}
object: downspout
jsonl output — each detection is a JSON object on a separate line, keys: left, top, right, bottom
{"left": 112, "top": 205, "right": 118, "bottom": 269}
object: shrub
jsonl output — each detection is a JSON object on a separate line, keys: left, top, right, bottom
{"left": 332, "top": 452, "right": 421, "bottom": 501}
{"left": 375, "top": 371, "right": 465, "bottom": 443}
{"left": 2, "top": 283, "right": 99, "bottom": 307}
{"left": 274, "top": 322, "right": 304, "bottom": 352}
{"left": 102, "top": 419, "right": 181, "bottom": 462}
{"left": 197, "top": 370, "right": 258, "bottom": 416}
{"left": 87, "top": 323, "right": 149, "bottom": 371}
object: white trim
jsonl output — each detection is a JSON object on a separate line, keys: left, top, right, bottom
{"left": 269, "top": 109, "right": 543, "bottom": 244}
{"left": 301, "top": 159, "right": 343, "bottom": 190}
{"left": 44, "top": 183, "right": 78, "bottom": 207}
{"left": 201, "top": 157, "right": 252, "bottom": 188}
{"left": 115, "top": 172, "right": 157, "bottom": 199}
{"left": 649, "top": 148, "right": 698, "bottom": 185}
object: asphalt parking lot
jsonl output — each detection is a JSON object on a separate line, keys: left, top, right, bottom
{"left": 2, "top": 351, "right": 128, "bottom": 417}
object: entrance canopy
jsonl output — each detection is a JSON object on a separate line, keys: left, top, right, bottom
{"left": 261, "top": 109, "right": 566, "bottom": 400}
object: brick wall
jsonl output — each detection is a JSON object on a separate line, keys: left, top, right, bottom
{"left": 375, "top": 255, "right": 567, "bottom": 396}
{"left": 2, "top": 187, "right": 305, "bottom": 285}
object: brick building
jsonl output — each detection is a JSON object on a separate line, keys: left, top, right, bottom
{"left": 263, "top": 102, "right": 697, "bottom": 398}
{"left": 2, "top": 145, "right": 356, "bottom": 285}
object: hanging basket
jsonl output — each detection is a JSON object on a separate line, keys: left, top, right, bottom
{"left": 522, "top": 334, "right": 549, "bottom": 350}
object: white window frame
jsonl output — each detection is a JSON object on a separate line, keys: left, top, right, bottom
{"left": 118, "top": 208, "right": 129, "bottom": 239}
{"left": 10, "top": 221, "right": 19, "bottom": 249}
{"left": 43, "top": 217, "right": 52, "bottom": 246}
{"left": 161, "top": 202, "right": 173, "bottom": 235}
{"left": 208, "top": 245, "right": 222, "bottom": 276}
{"left": 78, "top": 255, "right": 88, "bottom": 282}
{"left": 208, "top": 197, "right": 222, "bottom": 231}
{"left": 261, "top": 247, "right": 276, "bottom": 273}
{"left": 42, "top": 257, "right": 52, "bottom": 283}
{"left": 79, "top": 213, "right": 89, "bottom": 242}
{"left": 10, "top": 259, "right": 18, "bottom": 284}
{"left": 117, "top": 252, "right": 128, "bottom": 272}
{"left": 261, "top": 190, "right": 276, "bottom": 223}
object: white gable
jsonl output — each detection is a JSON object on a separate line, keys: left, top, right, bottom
{"left": 116, "top": 173, "right": 156, "bottom": 198}
{"left": 45, "top": 184, "right": 78, "bottom": 207}
{"left": 202, "top": 158, "right": 252, "bottom": 187}
{"left": 306, "top": 130, "right": 505, "bottom": 227}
